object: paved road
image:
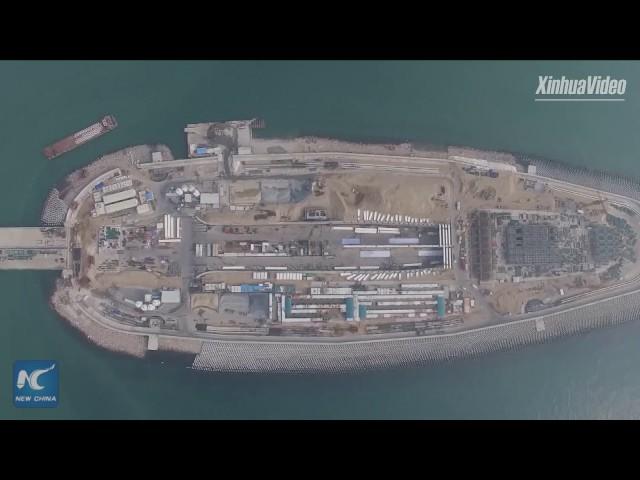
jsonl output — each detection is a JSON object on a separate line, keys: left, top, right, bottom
{"left": 178, "top": 216, "right": 194, "bottom": 333}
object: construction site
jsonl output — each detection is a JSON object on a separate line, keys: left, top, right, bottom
{"left": 10, "top": 116, "right": 633, "bottom": 363}
{"left": 467, "top": 197, "right": 640, "bottom": 315}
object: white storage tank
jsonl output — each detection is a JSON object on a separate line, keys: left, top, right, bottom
{"left": 175, "top": 187, "right": 184, "bottom": 196}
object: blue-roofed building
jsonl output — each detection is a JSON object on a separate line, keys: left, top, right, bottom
{"left": 437, "top": 295, "right": 445, "bottom": 318}
{"left": 239, "top": 284, "right": 271, "bottom": 293}
{"left": 345, "top": 297, "right": 354, "bottom": 320}
{"left": 285, "top": 296, "right": 292, "bottom": 316}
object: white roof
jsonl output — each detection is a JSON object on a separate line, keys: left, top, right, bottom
{"left": 136, "top": 203, "right": 152, "bottom": 215}
{"left": 105, "top": 198, "right": 139, "bottom": 214}
{"left": 161, "top": 289, "right": 181, "bottom": 304}
{"left": 200, "top": 193, "right": 219, "bottom": 205}
{"left": 152, "top": 152, "right": 163, "bottom": 162}
{"left": 102, "top": 188, "right": 137, "bottom": 205}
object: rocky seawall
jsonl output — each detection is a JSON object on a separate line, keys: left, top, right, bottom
{"left": 523, "top": 156, "right": 640, "bottom": 201}
{"left": 192, "top": 289, "right": 640, "bottom": 373}
{"left": 50, "top": 281, "right": 147, "bottom": 358}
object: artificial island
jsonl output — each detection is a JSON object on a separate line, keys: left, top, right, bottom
{"left": 4, "top": 117, "right": 640, "bottom": 372}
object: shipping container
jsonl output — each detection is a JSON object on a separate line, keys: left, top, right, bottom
{"left": 341, "top": 238, "right": 361, "bottom": 245}
{"left": 389, "top": 237, "right": 419, "bottom": 244}
{"left": 360, "top": 250, "right": 391, "bottom": 258}
{"left": 418, "top": 249, "right": 443, "bottom": 257}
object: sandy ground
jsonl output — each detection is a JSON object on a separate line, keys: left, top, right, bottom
{"left": 191, "top": 292, "right": 218, "bottom": 311}
{"left": 321, "top": 173, "right": 451, "bottom": 222}
{"left": 488, "top": 273, "right": 602, "bottom": 315}
{"left": 93, "top": 270, "right": 183, "bottom": 290}
{"left": 455, "top": 167, "right": 555, "bottom": 211}
{"left": 252, "top": 137, "right": 423, "bottom": 156}
{"left": 200, "top": 171, "right": 452, "bottom": 225}
{"left": 190, "top": 293, "right": 224, "bottom": 323}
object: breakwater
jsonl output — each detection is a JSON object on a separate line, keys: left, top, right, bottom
{"left": 41, "top": 189, "right": 68, "bottom": 226}
{"left": 191, "top": 289, "right": 640, "bottom": 373}
{"left": 525, "top": 157, "right": 640, "bottom": 201}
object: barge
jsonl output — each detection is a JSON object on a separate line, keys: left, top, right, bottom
{"left": 43, "top": 115, "right": 118, "bottom": 160}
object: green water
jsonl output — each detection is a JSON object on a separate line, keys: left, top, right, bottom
{"left": 2, "top": 61, "right": 640, "bottom": 419}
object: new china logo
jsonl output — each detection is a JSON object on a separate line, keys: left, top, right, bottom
{"left": 13, "top": 360, "right": 59, "bottom": 408}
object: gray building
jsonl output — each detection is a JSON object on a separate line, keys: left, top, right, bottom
{"left": 505, "top": 223, "right": 561, "bottom": 265}
{"left": 305, "top": 208, "right": 328, "bottom": 221}
{"left": 589, "top": 225, "right": 622, "bottom": 264}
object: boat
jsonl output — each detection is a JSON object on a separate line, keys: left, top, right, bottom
{"left": 43, "top": 115, "right": 118, "bottom": 160}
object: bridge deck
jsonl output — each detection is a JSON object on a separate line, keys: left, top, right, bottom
{"left": 0, "top": 227, "right": 67, "bottom": 270}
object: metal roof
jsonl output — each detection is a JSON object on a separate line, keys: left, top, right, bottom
{"left": 160, "top": 289, "right": 181, "bottom": 304}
